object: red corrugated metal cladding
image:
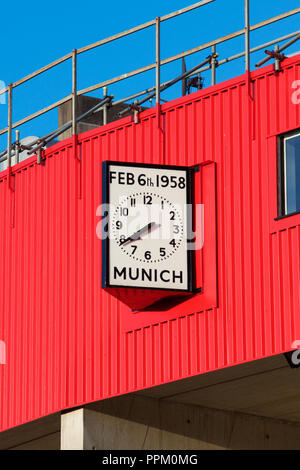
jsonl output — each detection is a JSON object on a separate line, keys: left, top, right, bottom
{"left": 0, "top": 55, "right": 300, "bottom": 431}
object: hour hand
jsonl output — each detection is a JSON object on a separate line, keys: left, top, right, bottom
{"left": 120, "top": 222, "right": 156, "bottom": 246}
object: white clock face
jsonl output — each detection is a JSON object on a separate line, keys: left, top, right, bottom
{"left": 111, "top": 192, "right": 184, "bottom": 263}
{"left": 104, "top": 163, "right": 191, "bottom": 291}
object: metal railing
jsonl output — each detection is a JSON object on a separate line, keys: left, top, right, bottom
{"left": 0, "top": 0, "right": 299, "bottom": 168}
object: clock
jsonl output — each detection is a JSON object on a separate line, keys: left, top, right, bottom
{"left": 102, "top": 162, "right": 195, "bottom": 302}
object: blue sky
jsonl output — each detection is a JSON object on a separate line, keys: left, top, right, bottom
{"left": 0, "top": 0, "right": 299, "bottom": 150}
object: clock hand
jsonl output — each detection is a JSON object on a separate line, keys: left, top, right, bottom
{"left": 120, "top": 222, "right": 156, "bottom": 246}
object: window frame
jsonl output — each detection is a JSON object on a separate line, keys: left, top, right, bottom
{"left": 277, "top": 128, "right": 300, "bottom": 220}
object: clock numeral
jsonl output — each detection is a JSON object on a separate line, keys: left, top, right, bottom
{"left": 170, "top": 211, "right": 175, "bottom": 221}
{"left": 130, "top": 198, "right": 136, "bottom": 207}
{"left": 161, "top": 200, "right": 164, "bottom": 209}
{"left": 178, "top": 177, "right": 186, "bottom": 189}
{"left": 131, "top": 245, "right": 137, "bottom": 255}
{"left": 160, "top": 248, "right": 166, "bottom": 257}
{"left": 170, "top": 176, "right": 177, "bottom": 188}
{"left": 173, "top": 225, "right": 179, "bottom": 234}
{"left": 120, "top": 207, "right": 129, "bottom": 216}
{"left": 161, "top": 176, "right": 169, "bottom": 187}
{"left": 156, "top": 175, "right": 186, "bottom": 189}
{"left": 144, "top": 251, "right": 152, "bottom": 260}
{"left": 169, "top": 239, "right": 176, "bottom": 248}
{"left": 116, "top": 221, "right": 123, "bottom": 230}
{"left": 143, "top": 195, "right": 152, "bottom": 205}
{"left": 120, "top": 235, "right": 126, "bottom": 244}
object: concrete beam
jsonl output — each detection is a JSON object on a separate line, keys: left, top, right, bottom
{"left": 0, "top": 413, "right": 60, "bottom": 450}
{"left": 60, "top": 395, "right": 300, "bottom": 450}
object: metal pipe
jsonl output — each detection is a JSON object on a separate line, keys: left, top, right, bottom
{"left": 77, "top": 2, "right": 299, "bottom": 57}
{"left": 77, "top": 1, "right": 214, "bottom": 55}
{"left": 75, "top": 95, "right": 112, "bottom": 122}
{"left": 162, "top": 8, "right": 300, "bottom": 66}
{"left": 160, "top": 0, "right": 214, "bottom": 22}
{"left": 37, "top": 148, "right": 42, "bottom": 165}
{"left": 7, "top": 84, "right": 12, "bottom": 169}
{"left": 161, "top": 56, "right": 211, "bottom": 93}
{"left": 245, "top": 0, "right": 250, "bottom": 72}
{"left": 15, "top": 130, "right": 20, "bottom": 164}
{"left": 77, "top": 63, "right": 156, "bottom": 97}
{"left": 0, "top": 152, "right": 9, "bottom": 162}
{"left": 0, "top": 94, "right": 72, "bottom": 137}
{"left": 1, "top": 19, "right": 299, "bottom": 163}
{"left": 279, "top": 33, "right": 300, "bottom": 53}
{"left": 156, "top": 29, "right": 300, "bottom": 77}
{"left": 78, "top": 20, "right": 156, "bottom": 55}
{"left": 75, "top": 11, "right": 300, "bottom": 98}
{"left": 115, "top": 68, "right": 202, "bottom": 110}
{"left": 119, "top": 56, "right": 211, "bottom": 116}
{"left": 72, "top": 49, "right": 77, "bottom": 135}
{"left": 251, "top": 7, "right": 300, "bottom": 31}
{"left": 116, "top": 26, "right": 300, "bottom": 109}
{"left": 1, "top": 4, "right": 298, "bottom": 100}
{"left": 274, "top": 45, "right": 280, "bottom": 72}
{"left": 27, "top": 96, "right": 112, "bottom": 155}
{"left": 255, "top": 33, "right": 300, "bottom": 67}
{"left": 12, "top": 52, "right": 73, "bottom": 90}
{"left": 103, "top": 87, "right": 108, "bottom": 125}
{"left": 0, "top": 4, "right": 299, "bottom": 157}
{"left": 1, "top": 26, "right": 299, "bottom": 145}
{"left": 0, "top": 86, "right": 8, "bottom": 97}
{"left": 211, "top": 45, "right": 216, "bottom": 85}
{"left": 182, "top": 58, "right": 187, "bottom": 96}
{"left": 156, "top": 17, "right": 161, "bottom": 106}
{"left": 76, "top": 30, "right": 246, "bottom": 99}
{"left": 220, "top": 30, "right": 300, "bottom": 67}
{"left": 114, "top": 90, "right": 153, "bottom": 107}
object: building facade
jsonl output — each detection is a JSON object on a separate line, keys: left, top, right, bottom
{"left": 0, "top": 52, "right": 300, "bottom": 449}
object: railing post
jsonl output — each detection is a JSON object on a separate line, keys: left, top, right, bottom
{"left": 72, "top": 49, "right": 77, "bottom": 135}
{"left": 155, "top": 17, "right": 161, "bottom": 108}
{"left": 182, "top": 58, "right": 187, "bottom": 96}
{"left": 7, "top": 84, "right": 12, "bottom": 170}
{"left": 103, "top": 86, "right": 108, "bottom": 125}
{"left": 274, "top": 45, "right": 281, "bottom": 72}
{"left": 15, "top": 130, "right": 20, "bottom": 164}
{"left": 245, "top": 0, "right": 250, "bottom": 72}
{"left": 211, "top": 45, "right": 217, "bottom": 85}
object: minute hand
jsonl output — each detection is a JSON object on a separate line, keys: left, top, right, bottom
{"left": 120, "top": 222, "right": 156, "bottom": 246}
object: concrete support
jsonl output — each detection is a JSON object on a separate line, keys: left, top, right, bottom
{"left": 61, "top": 408, "right": 85, "bottom": 450}
{"left": 60, "top": 395, "right": 300, "bottom": 450}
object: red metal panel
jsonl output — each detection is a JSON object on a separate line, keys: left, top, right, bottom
{"left": 0, "top": 55, "right": 300, "bottom": 431}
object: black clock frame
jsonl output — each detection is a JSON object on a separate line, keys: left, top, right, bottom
{"left": 101, "top": 161, "right": 198, "bottom": 293}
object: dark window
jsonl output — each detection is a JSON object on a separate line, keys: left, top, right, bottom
{"left": 279, "top": 130, "right": 300, "bottom": 217}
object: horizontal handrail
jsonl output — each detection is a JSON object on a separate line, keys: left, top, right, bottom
{"left": 65, "top": 9, "right": 300, "bottom": 102}
{"left": 77, "top": 0, "right": 215, "bottom": 54}
{"left": 196, "top": 30, "right": 300, "bottom": 73}
{"left": 0, "top": 1, "right": 214, "bottom": 97}
{"left": 256, "top": 32, "right": 300, "bottom": 67}
{"left": 77, "top": 64, "right": 156, "bottom": 97}
{"left": 0, "top": 3, "right": 298, "bottom": 97}
{"left": 0, "top": 1, "right": 300, "bottom": 169}
{"left": 0, "top": 53, "right": 73, "bottom": 97}
{"left": 0, "top": 95, "right": 73, "bottom": 137}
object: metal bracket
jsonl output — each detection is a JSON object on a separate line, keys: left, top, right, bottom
{"left": 209, "top": 51, "right": 219, "bottom": 86}
{"left": 118, "top": 100, "right": 143, "bottom": 122}
{"left": 186, "top": 73, "right": 204, "bottom": 94}
{"left": 209, "top": 52, "right": 219, "bottom": 66}
{"left": 265, "top": 46, "right": 286, "bottom": 72}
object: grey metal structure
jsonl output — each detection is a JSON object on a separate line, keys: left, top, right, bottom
{"left": 0, "top": 0, "right": 299, "bottom": 167}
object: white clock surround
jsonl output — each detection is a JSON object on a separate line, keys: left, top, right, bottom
{"left": 102, "top": 162, "right": 195, "bottom": 294}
